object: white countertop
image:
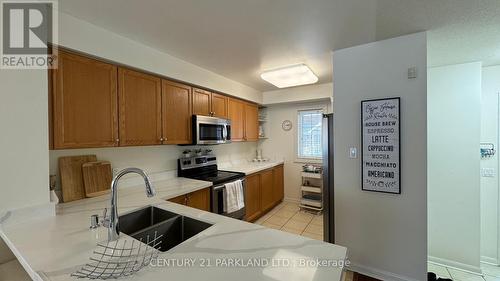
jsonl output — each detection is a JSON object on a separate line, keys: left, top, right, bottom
{"left": 221, "top": 160, "right": 285, "bottom": 175}
{"left": 0, "top": 176, "right": 347, "bottom": 281}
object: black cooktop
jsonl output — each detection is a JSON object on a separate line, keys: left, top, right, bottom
{"left": 187, "top": 170, "right": 244, "bottom": 185}
{"left": 178, "top": 156, "right": 245, "bottom": 185}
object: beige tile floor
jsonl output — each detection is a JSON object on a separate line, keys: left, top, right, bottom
{"left": 429, "top": 262, "right": 500, "bottom": 281}
{"left": 255, "top": 203, "right": 381, "bottom": 281}
{"left": 256, "top": 203, "right": 357, "bottom": 281}
{"left": 255, "top": 201, "right": 324, "bottom": 240}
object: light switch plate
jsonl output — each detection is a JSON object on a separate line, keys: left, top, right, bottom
{"left": 349, "top": 147, "right": 357, "bottom": 159}
{"left": 408, "top": 67, "right": 418, "bottom": 79}
{"left": 481, "top": 168, "right": 495, "bottom": 177}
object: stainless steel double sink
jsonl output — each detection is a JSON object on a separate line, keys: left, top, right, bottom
{"left": 119, "top": 206, "right": 213, "bottom": 252}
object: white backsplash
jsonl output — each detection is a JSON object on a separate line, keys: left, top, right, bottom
{"left": 49, "top": 142, "right": 258, "bottom": 191}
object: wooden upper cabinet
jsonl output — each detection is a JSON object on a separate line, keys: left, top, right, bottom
{"left": 53, "top": 50, "right": 118, "bottom": 149}
{"left": 161, "top": 80, "right": 192, "bottom": 144}
{"left": 245, "top": 173, "right": 262, "bottom": 222}
{"left": 50, "top": 49, "right": 259, "bottom": 149}
{"left": 192, "top": 88, "right": 211, "bottom": 116}
{"left": 227, "top": 98, "right": 245, "bottom": 141}
{"left": 244, "top": 103, "right": 259, "bottom": 141}
{"left": 260, "top": 169, "right": 275, "bottom": 212}
{"left": 192, "top": 88, "right": 228, "bottom": 118}
{"left": 118, "top": 68, "right": 162, "bottom": 146}
{"left": 273, "top": 164, "right": 284, "bottom": 203}
{"left": 211, "top": 93, "right": 228, "bottom": 118}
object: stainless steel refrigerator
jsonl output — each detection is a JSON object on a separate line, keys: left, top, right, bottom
{"left": 322, "top": 113, "right": 335, "bottom": 243}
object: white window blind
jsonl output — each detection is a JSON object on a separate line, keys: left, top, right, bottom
{"left": 297, "top": 109, "right": 323, "bottom": 159}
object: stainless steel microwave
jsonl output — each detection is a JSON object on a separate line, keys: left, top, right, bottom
{"left": 193, "top": 115, "right": 231, "bottom": 145}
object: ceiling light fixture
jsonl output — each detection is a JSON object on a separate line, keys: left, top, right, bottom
{"left": 260, "top": 64, "right": 318, "bottom": 88}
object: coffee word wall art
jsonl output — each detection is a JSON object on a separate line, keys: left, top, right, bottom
{"left": 361, "top": 97, "right": 401, "bottom": 194}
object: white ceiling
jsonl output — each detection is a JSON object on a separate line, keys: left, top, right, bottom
{"left": 59, "top": 0, "right": 500, "bottom": 91}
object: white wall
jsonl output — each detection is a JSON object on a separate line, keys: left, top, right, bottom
{"left": 481, "top": 65, "right": 500, "bottom": 265}
{"left": 260, "top": 100, "right": 332, "bottom": 202}
{"left": 428, "top": 62, "right": 482, "bottom": 272}
{"left": 0, "top": 70, "right": 50, "bottom": 214}
{"left": 262, "top": 83, "right": 333, "bottom": 105}
{"left": 58, "top": 12, "right": 262, "bottom": 103}
{"left": 333, "top": 32, "right": 427, "bottom": 281}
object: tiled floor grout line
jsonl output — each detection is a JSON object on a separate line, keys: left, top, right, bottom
{"left": 300, "top": 215, "right": 316, "bottom": 235}
{"left": 281, "top": 208, "right": 315, "bottom": 234}
{"left": 429, "top": 262, "right": 500, "bottom": 281}
{"left": 277, "top": 209, "right": 299, "bottom": 230}
{"left": 266, "top": 206, "right": 303, "bottom": 231}
{"left": 300, "top": 208, "right": 323, "bottom": 235}
{"left": 444, "top": 267, "right": 452, "bottom": 279}
{"left": 258, "top": 202, "right": 324, "bottom": 238}
{"left": 259, "top": 202, "right": 287, "bottom": 225}
{"left": 259, "top": 202, "right": 291, "bottom": 225}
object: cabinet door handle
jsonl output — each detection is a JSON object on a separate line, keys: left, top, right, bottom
{"left": 184, "top": 195, "right": 188, "bottom": 205}
{"left": 116, "top": 138, "right": 120, "bottom": 143}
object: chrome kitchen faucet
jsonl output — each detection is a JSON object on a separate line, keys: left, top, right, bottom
{"left": 106, "top": 168, "right": 156, "bottom": 241}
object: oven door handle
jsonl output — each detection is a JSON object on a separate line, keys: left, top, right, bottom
{"left": 213, "top": 184, "right": 225, "bottom": 191}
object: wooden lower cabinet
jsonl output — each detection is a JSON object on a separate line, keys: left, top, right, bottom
{"left": 260, "top": 169, "right": 275, "bottom": 212}
{"left": 187, "top": 188, "right": 210, "bottom": 211}
{"left": 244, "top": 165, "right": 285, "bottom": 222}
{"left": 245, "top": 173, "right": 262, "bottom": 222}
{"left": 167, "top": 188, "right": 210, "bottom": 212}
{"left": 168, "top": 194, "right": 186, "bottom": 205}
{"left": 273, "top": 164, "right": 284, "bottom": 202}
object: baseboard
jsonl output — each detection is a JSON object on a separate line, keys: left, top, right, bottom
{"left": 428, "top": 256, "right": 482, "bottom": 274}
{"left": 481, "top": 255, "right": 499, "bottom": 266}
{"left": 348, "top": 263, "right": 421, "bottom": 281}
{"left": 284, "top": 197, "right": 300, "bottom": 204}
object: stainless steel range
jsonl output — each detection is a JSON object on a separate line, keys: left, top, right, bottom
{"left": 178, "top": 156, "right": 246, "bottom": 220}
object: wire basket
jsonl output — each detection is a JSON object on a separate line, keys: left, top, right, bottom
{"left": 71, "top": 232, "right": 162, "bottom": 280}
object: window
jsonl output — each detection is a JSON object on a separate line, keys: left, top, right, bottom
{"left": 297, "top": 109, "right": 323, "bottom": 160}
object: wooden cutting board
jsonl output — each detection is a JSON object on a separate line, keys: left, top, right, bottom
{"left": 59, "top": 155, "right": 97, "bottom": 202}
{"left": 82, "top": 161, "right": 112, "bottom": 197}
